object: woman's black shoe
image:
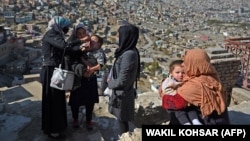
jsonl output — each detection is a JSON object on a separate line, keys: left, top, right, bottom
{"left": 48, "top": 133, "right": 66, "bottom": 139}
{"left": 86, "top": 121, "right": 94, "bottom": 131}
{"left": 73, "top": 119, "right": 80, "bottom": 128}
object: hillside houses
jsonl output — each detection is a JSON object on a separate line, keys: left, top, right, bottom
{"left": 0, "top": 0, "right": 249, "bottom": 89}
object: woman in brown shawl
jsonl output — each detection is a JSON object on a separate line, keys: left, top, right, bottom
{"left": 161, "top": 48, "right": 230, "bottom": 125}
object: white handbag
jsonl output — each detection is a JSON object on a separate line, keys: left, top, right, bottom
{"left": 50, "top": 64, "right": 75, "bottom": 91}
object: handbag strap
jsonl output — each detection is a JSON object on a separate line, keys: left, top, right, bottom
{"left": 61, "top": 47, "right": 67, "bottom": 62}
{"left": 58, "top": 47, "right": 69, "bottom": 70}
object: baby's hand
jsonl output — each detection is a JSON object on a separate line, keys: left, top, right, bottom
{"left": 175, "top": 81, "right": 183, "bottom": 85}
{"left": 172, "top": 81, "right": 183, "bottom": 88}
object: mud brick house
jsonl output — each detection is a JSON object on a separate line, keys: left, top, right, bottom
{"left": 206, "top": 47, "right": 241, "bottom": 106}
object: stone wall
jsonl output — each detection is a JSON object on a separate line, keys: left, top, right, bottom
{"left": 206, "top": 47, "right": 241, "bottom": 106}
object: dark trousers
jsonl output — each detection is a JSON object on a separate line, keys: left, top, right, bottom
{"left": 175, "top": 110, "right": 200, "bottom": 125}
{"left": 71, "top": 103, "right": 94, "bottom": 122}
{"left": 118, "top": 121, "right": 129, "bottom": 135}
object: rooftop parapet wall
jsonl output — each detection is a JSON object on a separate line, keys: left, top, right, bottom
{"left": 224, "top": 37, "right": 250, "bottom": 90}
{"left": 206, "top": 47, "right": 241, "bottom": 106}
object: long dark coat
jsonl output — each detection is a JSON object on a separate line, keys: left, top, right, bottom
{"left": 108, "top": 49, "right": 138, "bottom": 121}
{"left": 41, "top": 28, "right": 69, "bottom": 135}
{"left": 41, "top": 19, "right": 82, "bottom": 134}
{"left": 108, "top": 25, "right": 140, "bottom": 122}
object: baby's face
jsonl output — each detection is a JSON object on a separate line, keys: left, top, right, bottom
{"left": 171, "top": 65, "right": 184, "bottom": 82}
{"left": 90, "top": 36, "right": 100, "bottom": 51}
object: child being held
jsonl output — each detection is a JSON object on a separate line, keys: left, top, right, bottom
{"left": 68, "top": 24, "right": 105, "bottom": 88}
{"left": 161, "top": 60, "right": 202, "bottom": 125}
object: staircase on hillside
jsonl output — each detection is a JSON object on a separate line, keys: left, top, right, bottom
{"left": 206, "top": 47, "right": 241, "bottom": 106}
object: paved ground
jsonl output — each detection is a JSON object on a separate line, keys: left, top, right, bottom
{"left": 0, "top": 82, "right": 250, "bottom": 141}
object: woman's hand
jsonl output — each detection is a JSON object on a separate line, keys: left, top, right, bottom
{"left": 83, "top": 72, "right": 90, "bottom": 77}
{"left": 80, "top": 36, "right": 90, "bottom": 43}
{"left": 83, "top": 71, "right": 92, "bottom": 77}
{"left": 107, "top": 78, "right": 111, "bottom": 82}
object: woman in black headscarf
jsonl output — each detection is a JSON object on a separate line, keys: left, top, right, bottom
{"left": 107, "top": 24, "right": 140, "bottom": 138}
